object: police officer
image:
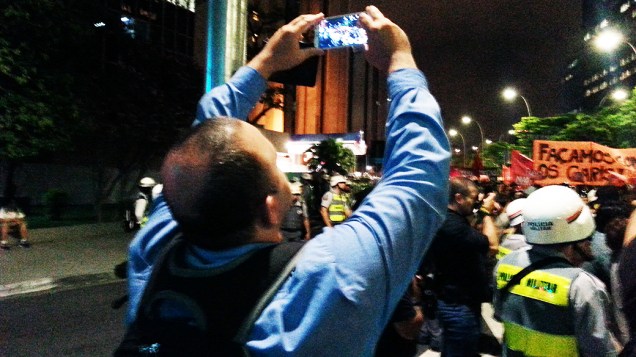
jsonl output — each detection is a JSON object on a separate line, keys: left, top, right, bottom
{"left": 280, "top": 181, "right": 311, "bottom": 242}
{"left": 134, "top": 177, "right": 160, "bottom": 227}
{"left": 493, "top": 185, "right": 619, "bottom": 356}
{"left": 320, "top": 175, "right": 352, "bottom": 227}
{"left": 497, "top": 198, "right": 529, "bottom": 260}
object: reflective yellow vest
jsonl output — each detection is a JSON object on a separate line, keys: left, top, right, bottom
{"left": 496, "top": 256, "right": 581, "bottom": 357}
{"left": 328, "top": 193, "right": 347, "bottom": 223}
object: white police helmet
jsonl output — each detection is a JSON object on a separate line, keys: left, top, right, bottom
{"left": 329, "top": 175, "right": 347, "bottom": 187}
{"left": 522, "top": 185, "right": 595, "bottom": 245}
{"left": 139, "top": 177, "right": 157, "bottom": 188}
{"left": 506, "top": 198, "right": 527, "bottom": 227}
{"left": 289, "top": 182, "right": 302, "bottom": 195}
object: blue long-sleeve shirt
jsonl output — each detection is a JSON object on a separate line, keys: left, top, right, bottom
{"left": 127, "top": 65, "right": 451, "bottom": 355}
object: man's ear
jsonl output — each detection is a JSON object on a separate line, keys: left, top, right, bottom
{"left": 453, "top": 192, "right": 463, "bottom": 205}
{"left": 264, "top": 195, "right": 283, "bottom": 226}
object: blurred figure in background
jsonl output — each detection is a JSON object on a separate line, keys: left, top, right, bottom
{"left": 280, "top": 181, "right": 311, "bottom": 242}
{"left": 0, "top": 199, "right": 30, "bottom": 250}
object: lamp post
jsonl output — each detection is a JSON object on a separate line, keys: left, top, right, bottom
{"left": 449, "top": 129, "right": 466, "bottom": 167}
{"left": 594, "top": 28, "right": 636, "bottom": 56}
{"left": 598, "top": 88, "right": 629, "bottom": 107}
{"left": 502, "top": 87, "right": 532, "bottom": 117}
{"left": 461, "top": 115, "right": 484, "bottom": 151}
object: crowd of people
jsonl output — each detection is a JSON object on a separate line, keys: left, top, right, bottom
{"left": 113, "top": 5, "right": 636, "bottom": 357}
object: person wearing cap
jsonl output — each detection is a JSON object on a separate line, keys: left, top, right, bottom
{"left": 496, "top": 198, "right": 529, "bottom": 260}
{"left": 493, "top": 185, "right": 619, "bottom": 356}
{"left": 320, "top": 174, "right": 352, "bottom": 227}
{"left": 280, "top": 181, "right": 311, "bottom": 242}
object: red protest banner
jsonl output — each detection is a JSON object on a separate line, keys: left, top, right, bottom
{"left": 532, "top": 141, "right": 636, "bottom": 186}
{"left": 510, "top": 150, "right": 540, "bottom": 188}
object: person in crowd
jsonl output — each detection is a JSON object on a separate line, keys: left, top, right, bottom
{"left": 604, "top": 217, "right": 631, "bottom": 346}
{"left": 280, "top": 181, "right": 311, "bottom": 241}
{"left": 0, "top": 199, "right": 30, "bottom": 250}
{"left": 125, "top": 6, "right": 451, "bottom": 354}
{"left": 619, "top": 206, "right": 636, "bottom": 356}
{"left": 320, "top": 174, "right": 352, "bottom": 227}
{"left": 375, "top": 277, "right": 425, "bottom": 357}
{"left": 427, "top": 177, "right": 499, "bottom": 356}
{"left": 582, "top": 199, "right": 631, "bottom": 290}
{"left": 494, "top": 185, "right": 618, "bottom": 356}
{"left": 496, "top": 198, "right": 529, "bottom": 260}
{"left": 133, "top": 177, "right": 159, "bottom": 227}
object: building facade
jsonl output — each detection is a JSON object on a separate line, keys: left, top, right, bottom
{"left": 563, "top": 0, "right": 636, "bottom": 111}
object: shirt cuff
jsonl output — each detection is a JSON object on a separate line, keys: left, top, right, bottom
{"left": 387, "top": 68, "right": 428, "bottom": 98}
{"left": 231, "top": 66, "right": 268, "bottom": 103}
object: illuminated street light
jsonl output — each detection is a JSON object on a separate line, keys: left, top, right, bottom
{"left": 485, "top": 139, "right": 493, "bottom": 145}
{"left": 449, "top": 129, "right": 466, "bottom": 167}
{"left": 471, "top": 146, "right": 479, "bottom": 151}
{"left": 594, "top": 28, "right": 636, "bottom": 56}
{"left": 461, "top": 115, "right": 484, "bottom": 151}
{"left": 502, "top": 87, "right": 532, "bottom": 116}
{"left": 599, "top": 88, "right": 630, "bottom": 107}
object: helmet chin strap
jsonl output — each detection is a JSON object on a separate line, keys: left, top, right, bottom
{"left": 573, "top": 241, "right": 594, "bottom": 262}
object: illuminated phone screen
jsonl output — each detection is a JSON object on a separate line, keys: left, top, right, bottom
{"left": 314, "top": 13, "right": 368, "bottom": 50}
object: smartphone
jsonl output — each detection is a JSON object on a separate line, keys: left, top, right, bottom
{"left": 314, "top": 12, "right": 368, "bottom": 50}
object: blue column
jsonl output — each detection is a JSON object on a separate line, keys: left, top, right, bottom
{"left": 205, "top": 0, "right": 247, "bottom": 92}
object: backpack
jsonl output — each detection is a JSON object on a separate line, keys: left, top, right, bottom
{"left": 114, "top": 237, "right": 305, "bottom": 356}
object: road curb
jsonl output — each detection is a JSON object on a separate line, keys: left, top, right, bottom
{"left": 0, "top": 272, "right": 123, "bottom": 300}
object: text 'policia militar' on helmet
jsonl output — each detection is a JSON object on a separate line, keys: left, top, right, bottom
{"left": 521, "top": 185, "right": 595, "bottom": 245}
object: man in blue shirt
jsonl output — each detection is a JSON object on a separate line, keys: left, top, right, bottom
{"left": 126, "top": 6, "right": 450, "bottom": 355}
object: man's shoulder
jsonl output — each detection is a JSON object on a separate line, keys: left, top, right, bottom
{"left": 321, "top": 191, "right": 333, "bottom": 203}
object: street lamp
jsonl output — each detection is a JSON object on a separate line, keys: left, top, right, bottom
{"left": 598, "top": 88, "right": 629, "bottom": 107}
{"left": 461, "top": 115, "right": 484, "bottom": 151}
{"left": 502, "top": 87, "right": 532, "bottom": 117}
{"left": 594, "top": 28, "right": 636, "bottom": 56}
{"left": 449, "top": 129, "right": 466, "bottom": 167}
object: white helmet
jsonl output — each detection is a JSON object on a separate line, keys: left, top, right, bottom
{"left": 289, "top": 182, "right": 302, "bottom": 195}
{"left": 522, "top": 185, "right": 595, "bottom": 245}
{"left": 330, "top": 175, "right": 347, "bottom": 187}
{"left": 506, "top": 198, "right": 527, "bottom": 227}
{"left": 139, "top": 177, "right": 157, "bottom": 188}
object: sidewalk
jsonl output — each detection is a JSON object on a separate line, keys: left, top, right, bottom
{"left": 0, "top": 222, "right": 132, "bottom": 297}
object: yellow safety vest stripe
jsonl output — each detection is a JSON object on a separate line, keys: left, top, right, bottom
{"left": 496, "top": 246, "right": 512, "bottom": 260}
{"left": 328, "top": 194, "right": 347, "bottom": 222}
{"left": 504, "top": 321, "right": 579, "bottom": 357}
{"left": 496, "top": 264, "right": 571, "bottom": 307}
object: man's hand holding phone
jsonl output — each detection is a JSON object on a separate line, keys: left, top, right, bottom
{"left": 358, "top": 6, "right": 417, "bottom": 73}
{"left": 248, "top": 13, "right": 325, "bottom": 79}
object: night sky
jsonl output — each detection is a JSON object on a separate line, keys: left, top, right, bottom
{"left": 350, "top": 1, "right": 584, "bottom": 147}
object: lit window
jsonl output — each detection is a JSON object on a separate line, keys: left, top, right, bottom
{"left": 585, "top": 90, "right": 591, "bottom": 97}
{"left": 600, "top": 81, "right": 608, "bottom": 90}
{"left": 600, "top": 19, "right": 609, "bottom": 28}
{"left": 584, "top": 33, "right": 592, "bottom": 41}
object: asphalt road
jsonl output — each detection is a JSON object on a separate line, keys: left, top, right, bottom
{"left": 1, "top": 280, "right": 127, "bottom": 356}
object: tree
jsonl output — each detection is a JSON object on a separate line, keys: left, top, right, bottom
{"left": 512, "top": 91, "right": 636, "bottom": 156}
{"left": 0, "top": 0, "right": 87, "bottom": 198}
{"left": 305, "top": 139, "right": 356, "bottom": 175}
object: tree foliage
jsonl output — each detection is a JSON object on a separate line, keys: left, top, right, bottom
{"left": 1, "top": 1, "right": 202, "bottom": 217}
{"left": 0, "top": 1, "right": 87, "bottom": 161}
{"left": 509, "top": 89, "right": 636, "bottom": 157}
{"left": 305, "top": 139, "right": 356, "bottom": 175}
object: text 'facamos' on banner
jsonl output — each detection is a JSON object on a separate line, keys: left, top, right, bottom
{"left": 532, "top": 141, "right": 636, "bottom": 186}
